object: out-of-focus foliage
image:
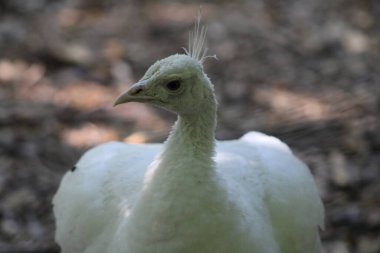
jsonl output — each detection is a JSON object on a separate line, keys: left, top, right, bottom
{"left": 0, "top": 0, "right": 379, "bottom": 252}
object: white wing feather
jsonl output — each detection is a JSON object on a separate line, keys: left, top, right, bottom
{"left": 240, "top": 132, "right": 324, "bottom": 252}
{"left": 53, "top": 142, "right": 161, "bottom": 252}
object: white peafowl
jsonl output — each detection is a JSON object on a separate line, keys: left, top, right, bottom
{"left": 53, "top": 15, "right": 324, "bottom": 253}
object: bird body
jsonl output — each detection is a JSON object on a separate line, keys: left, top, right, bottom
{"left": 54, "top": 130, "right": 323, "bottom": 253}
{"left": 54, "top": 18, "right": 324, "bottom": 253}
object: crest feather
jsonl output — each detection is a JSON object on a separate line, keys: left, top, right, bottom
{"left": 183, "top": 9, "right": 217, "bottom": 64}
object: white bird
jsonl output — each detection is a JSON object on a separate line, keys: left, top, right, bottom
{"left": 53, "top": 16, "right": 324, "bottom": 253}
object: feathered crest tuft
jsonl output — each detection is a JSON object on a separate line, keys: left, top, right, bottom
{"left": 183, "top": 8, "right": 217, "bottom": 64}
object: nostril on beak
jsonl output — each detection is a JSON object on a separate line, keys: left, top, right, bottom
{"left": 130, "top": 85, "right": 144, "bottom": 95}
{"left": 131, "top": 88, "right": 143, "bottom": 95}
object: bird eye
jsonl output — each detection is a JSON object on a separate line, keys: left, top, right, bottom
{"left": 166, "top": 80, "right": 181, "bottom": 91}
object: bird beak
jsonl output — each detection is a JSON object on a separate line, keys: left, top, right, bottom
{"left": 113, "top": 80, "right": 149, "bottom": 106}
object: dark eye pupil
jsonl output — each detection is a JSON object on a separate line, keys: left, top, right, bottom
{"left": 166, "top": 80, "right": 181, "bottom": 91}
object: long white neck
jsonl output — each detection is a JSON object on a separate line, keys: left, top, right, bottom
{"left": 145, "top": 90, "right": 217, "bottom": 190}
{"left": 125, "top": 84, "right": 220, "bottom": 246}
{"left": 160, "top": 95, "right": 217, "bottom": 171}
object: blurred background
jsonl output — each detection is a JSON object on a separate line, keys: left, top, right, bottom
{"left": 0, "top": 0, "right": 379, "bottom": 252}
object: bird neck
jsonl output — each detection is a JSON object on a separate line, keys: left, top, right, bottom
{"left": 125, "top": 93, "right": 221, "bottom": 244}
{"left": 162, "top": 95, "right": 217, "bottom": 167}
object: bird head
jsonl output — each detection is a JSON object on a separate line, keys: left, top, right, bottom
{"left": 114, "top": 11, "right": 216, "bottom": 115}
{"left": 114, "top": 54, "right": 215, "bottom": 115}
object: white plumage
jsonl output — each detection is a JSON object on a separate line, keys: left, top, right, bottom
{"left": 53, "top": 17, "right": 324, "bottom": 253}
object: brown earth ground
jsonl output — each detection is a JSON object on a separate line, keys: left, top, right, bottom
{"left": 0, "top": 0, "right": 379, "bottom": 252}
